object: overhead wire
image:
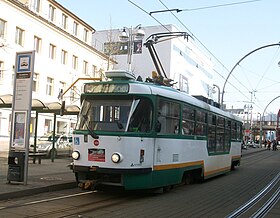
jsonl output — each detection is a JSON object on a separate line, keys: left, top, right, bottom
{"left": 254, "top": 46, "right": 280, "bottom": 90}
{"left": 127, "top": 0, "right": 171, "bottom": 33}
{"left": 128, "top": 0, "right": 266, "bottom": 110}
{"left": 180, "top": 0, "right": 261, "bottom": 12}
{"left": 157, "top": 0, "right": 257, "bottom": 102}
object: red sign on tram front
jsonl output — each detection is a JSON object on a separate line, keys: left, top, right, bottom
{"left": 88, "top": 148, "right": 105, "bottom": 162}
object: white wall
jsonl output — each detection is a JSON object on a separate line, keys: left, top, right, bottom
{"left": 0, "top": 0, "right": 111, "bottom": 141}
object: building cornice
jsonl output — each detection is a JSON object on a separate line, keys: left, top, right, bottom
{"left": 49, "top": 0, "right": 95, "bottom": 32}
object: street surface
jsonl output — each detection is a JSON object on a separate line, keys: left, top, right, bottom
{"left": 0, "top": 150, "right": 279, "bottom": 218}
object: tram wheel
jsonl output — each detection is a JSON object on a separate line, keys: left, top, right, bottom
{"left": 183, "top": 173, "right": 194, "bottom": 185}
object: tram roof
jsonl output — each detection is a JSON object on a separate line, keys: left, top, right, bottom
{"left": 129, "top": 82, "right": 242, "bottom": 121}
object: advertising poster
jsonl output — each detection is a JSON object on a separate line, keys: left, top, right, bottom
{"left": 12, "top": 112, "right": 26, "bottom": 149}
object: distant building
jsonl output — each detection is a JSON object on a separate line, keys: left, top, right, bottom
{"left": 227, "top": 107, "right": 278, "bottom": 141}
{"left": 0, "top": 0, "right": 113, "bottom": 148}
{"left": 93, "top": 24, "right": 215, "bottom": 98}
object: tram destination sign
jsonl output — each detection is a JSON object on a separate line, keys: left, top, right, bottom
{"left": 84, "top": 83, "right": 129, "bottom": 94}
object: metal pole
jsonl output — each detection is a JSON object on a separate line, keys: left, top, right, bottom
{"left": 51, "top": 114, "right": 56, "bottom": 162}
{"left": 33, "top": 111, "right": 38, "bottom": 164}
{"left": 127, "top": 27, "right": 133, "bottom": 72}
{"left": 221, "top": 43, "right": 280, "bottom": 109}
{"left": 260, "top": 95, "right": 280, "bottom": 146}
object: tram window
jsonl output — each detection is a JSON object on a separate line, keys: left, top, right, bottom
{"left": 76, "top": 99, "right": 133, "bottom": 132}
{"left": 157, "top": 100, "right": 180, "bottom": 134}
{"left": 195, "top": 110, "right": 207, "bottom": 136}
{"left": 128, "top": 98, "right": 152, "bottom": 132}
{"left": 216, "top": 116, "right": 225, "bottom": 152}
{"left": 217, "top": 116, "right": 224, "bottom": 127}
{"left": 182, "top": 105, "right": 195, "bottom": 135}
{"left": 231, "top": 122, "right": 237, "bottom": 140}
{"left": 208, "top": 114, "right": 216, "bottom": 153}
{"left": 237, "top": 123, "right": 242, "bottom": 140}
{"left": 225, "top": 120, "right": 231, "bottom": 152}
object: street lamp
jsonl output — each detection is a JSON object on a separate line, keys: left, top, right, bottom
{"left": 213, "top": 84, "right": 221, "bottom": 105}
{"left": 119, "top": 24, "right": 145, "bottom": 72}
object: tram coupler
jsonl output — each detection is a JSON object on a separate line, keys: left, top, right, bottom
{"left": 78, "top": 179, "right": 101, "bottom": 191}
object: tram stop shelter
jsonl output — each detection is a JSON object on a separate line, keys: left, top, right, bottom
{"left": 0, "top": 94, "right": 80, "bottom": 161}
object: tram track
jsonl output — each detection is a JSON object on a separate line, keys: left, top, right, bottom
{"left": 0, "top": 188, "right": 150, "bottom": 217}
{"left": 226, "top": 172, "right": 280, "bottom": 218}
{"left": 27, "top": 194, "right": 132, "bottom": 218}
{"left": 0, "top": 150, "right": 278, "bottom": 218}
{"left": 241, "top": 150, "right": 275, "bottom": 167}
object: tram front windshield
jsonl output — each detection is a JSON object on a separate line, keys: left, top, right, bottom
{"left": 76, "top": 97, "right": 153, "bottom": 133}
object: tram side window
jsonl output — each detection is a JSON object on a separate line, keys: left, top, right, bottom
{"left": 195, "top": 110, "right": 207, "bottom": 136}
{"left": 237, "top": 123, "right": 242, "bottom": 140}
{"left": 216, "top": 116, "right": 225, "bottom": 152}
{"left": 182, "top": 105, "right": 195, "bottom": 135}
{"left": 208, "top": 113, "right": 216, "bottom": 153}
{"left": 225, "top": 120, "right": 231, "bottom": 152}
{"left": 231, "top": 122, "right": 237, "bottom": 140}
{"left": 157, "top": 100, "right": 180, "bottom": 134}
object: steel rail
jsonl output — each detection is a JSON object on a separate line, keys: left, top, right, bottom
{"left": 226, "top": 172, "right": 280, "bottom": 218}
{"left": 251, "top": 186, "right": 280, "bottom": 218}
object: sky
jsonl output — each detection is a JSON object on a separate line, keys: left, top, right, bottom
{"left": 57, "top": 0, "right": 280, "bottom": 116}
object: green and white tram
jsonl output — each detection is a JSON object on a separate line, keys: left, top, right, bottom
{"left": 71, "top": 70, "right": 243, "bottom": 190}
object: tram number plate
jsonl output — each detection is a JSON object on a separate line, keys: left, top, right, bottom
{"left": 88, "top": 148, "right": 105, "bottom": 162}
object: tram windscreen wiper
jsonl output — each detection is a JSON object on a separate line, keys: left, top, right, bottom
{"left": 82, "top": 115, "right": 99, "bottom": 139}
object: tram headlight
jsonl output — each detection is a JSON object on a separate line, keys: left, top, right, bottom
{"left": 111, "top": 152, "right": 123, "bottom": 163}
{"left": 72, "top": 151, "right": 80, "bottom": 160}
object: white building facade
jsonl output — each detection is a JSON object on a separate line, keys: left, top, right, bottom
{"left": 0, "top": 0, "right": 113, "bottom": 151}
{"left": 93, "top": 24, "right": 215, "bottom": 98}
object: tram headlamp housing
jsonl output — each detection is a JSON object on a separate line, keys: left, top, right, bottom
{"left": 72, "top": 151, "right": 80, "bottom": 160}
{"left": 111, "top": 152, "right": 123, "bottom": 163}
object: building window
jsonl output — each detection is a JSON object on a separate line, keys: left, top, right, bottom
{"left": 61, "top": 49, "right": 67, "bottom": 65}
{"left": 46, "top": 77, "right": 54, "bottom": 96}
{"left": 83, "top": 28, "right": 88, "bottom": 42}
{"left": 92, "top": 65, "right": 97, "bottom": 77}
{"left": 15, "top": 27, "right": 24, "bottom": 46}
{"left": 49, "top": 44, "right": 56, "bottom": 60}
{"left": 72, "top": 55, "right": 78, "bottom": 70}
{"left": 48, "top": 5, "right": 55, "bottom": 22}
{"left": 32, "top": 73, "right": 39, "bottom": 92}
{"left": 32, "top": 0, "right": 41, "bottom": 13}
{"left": 62, "top": 13, "right": 68, "bottom": 29}
{"left": 0, "top": 61, "right": 4, "bottom": 81}
{"left": 83, "top": 60, "right": 88, "bottom": 75}
{"left": 73, "top": 21, "right": 78, "bottom": 36}
{"left": 34, "top": 36, "right": 41, "bottom": 53}
{"left": 0, "top": 19, "right": 6, "bottom": 39}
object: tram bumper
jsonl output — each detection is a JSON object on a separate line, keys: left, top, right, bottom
{"left": 73, "top": 165, "right": 152, "bottom": 190}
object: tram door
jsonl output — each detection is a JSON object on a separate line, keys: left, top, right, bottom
{"left": 154, "top": 99, "right": 180, "bottom": 164}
